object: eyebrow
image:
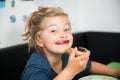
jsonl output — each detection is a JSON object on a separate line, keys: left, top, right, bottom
{"left": 48, "top": 24, "right": 56, "bottom": 27}
{"left": 65, "top": 23, "right": 71, "bottom": 28}
{"left": 48, "top": 22, "right": 71, "bottom": 28}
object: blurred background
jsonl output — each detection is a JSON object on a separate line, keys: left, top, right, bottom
{"left": 0, "top": 0, "right": 120, "bottom": 48}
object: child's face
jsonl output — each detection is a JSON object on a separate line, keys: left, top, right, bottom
{"left": 37, "top": 15, "right": 73, "bottom": 54}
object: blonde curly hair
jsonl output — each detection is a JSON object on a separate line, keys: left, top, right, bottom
{"left": 22, "top": 6, "right": 68, "bottom": 52}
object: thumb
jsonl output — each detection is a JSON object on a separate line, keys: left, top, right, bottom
{"left": 69, "top": 47, "right": 77, "bottom": 60}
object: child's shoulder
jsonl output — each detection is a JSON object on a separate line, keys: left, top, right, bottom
{"left": 26, "top": 51, "right": 51, "bottom": 69}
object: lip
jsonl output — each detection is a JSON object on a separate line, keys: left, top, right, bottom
{"left": 55, "top": 40, "right": 69, "bottom": 45}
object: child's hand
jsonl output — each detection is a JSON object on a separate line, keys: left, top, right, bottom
{"left": 116, "top": 70, "right": 120, "bottom": 78}
{"left": 66, "top": 47, "right": 90, "bottom": 76}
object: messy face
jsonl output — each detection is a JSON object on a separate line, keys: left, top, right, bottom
{"left": 37, "top": 15, "right": 73, "bottom": 55}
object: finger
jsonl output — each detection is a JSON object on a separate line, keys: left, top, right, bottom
{"left": 69, "top": 48, "right": 77, "bottom": 60}
{"left": 76, "top": 52, "right": 90, "bottom": 61}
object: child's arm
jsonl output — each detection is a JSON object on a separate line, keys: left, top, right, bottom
{"left": 54, "top": 47, "right": 90, "bottom": 80}
{"left": 90, "top": 61, "right": 120, "bottom": 77}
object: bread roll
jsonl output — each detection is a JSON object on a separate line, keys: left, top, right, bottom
{"left": 67, "top": 47, "right": 86, "bottom": 56}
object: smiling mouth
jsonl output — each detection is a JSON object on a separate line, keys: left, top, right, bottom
{"left": 55, "top": 40, "right": 69, "bottom": 45}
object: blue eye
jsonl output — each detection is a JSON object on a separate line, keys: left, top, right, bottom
{"left": 64, "top": 28, "right": 71, "bottom": 32}
{"left": 51, "top": 30, "right": 56, "bottom": 32}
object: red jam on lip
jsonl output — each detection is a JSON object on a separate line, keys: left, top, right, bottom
{"left": 56, "top": 40, "right": 69, "bottom": 44}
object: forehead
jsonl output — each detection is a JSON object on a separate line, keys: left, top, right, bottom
{"left": 41, "top": 15, "right": 70, "bottom": 28}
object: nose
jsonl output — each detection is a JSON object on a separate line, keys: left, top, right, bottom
{"left": 59, "top": 31, "right": 67, "bottom": 38}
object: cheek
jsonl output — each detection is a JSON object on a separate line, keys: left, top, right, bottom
{"left": 43, "top": 35, "right": 56, "bottom": 44}
{"left": 71, "top": 36, "right": 73, "bottom": 45}
{"left": 43, "top": 37, "right": 57, "bottom": 50}
{"left": 69, "top": 33, "right": 73, "bottom": 40}
{"left": 68, "top": 34, "right": 73, "bottom": 46}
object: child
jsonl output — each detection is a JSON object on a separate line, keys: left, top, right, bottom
{"left": 21, "top": 6, "right": 120, "bottom": 80}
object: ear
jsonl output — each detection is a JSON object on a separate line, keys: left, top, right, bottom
{"left": 35, "top": 37, "right": 44, "bottom": 47}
